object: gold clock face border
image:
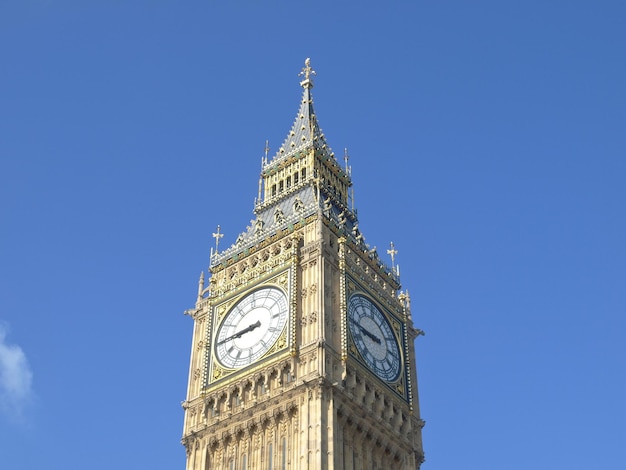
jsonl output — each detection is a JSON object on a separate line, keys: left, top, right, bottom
{"left": 206, "top": 268, "right": 293, "bottom": 386}
{"left": 345, "top": 276, "right": 409, "bottom": 399}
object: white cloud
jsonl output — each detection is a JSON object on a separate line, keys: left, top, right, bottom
{"left": 0, "top": 323, "right": 34, "bottom": 421}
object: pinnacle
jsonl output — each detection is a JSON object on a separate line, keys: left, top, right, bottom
{"left": 270, "top": 59, "right": 333, "bottom": 165}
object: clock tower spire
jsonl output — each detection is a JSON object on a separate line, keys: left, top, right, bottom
{"left": 182, "top": 59, "right": 425, "bottom": 469}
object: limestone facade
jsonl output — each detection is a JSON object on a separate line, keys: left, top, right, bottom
{"left": 182, "top": 60, "right": 424, "bottom": 469}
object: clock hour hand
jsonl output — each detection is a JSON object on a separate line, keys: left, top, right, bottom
{"left": 218, "top": 320, "right": 261, "bottom": 345}
{"left": 359, "top": 325, "right": 381, "bottom": 344}
{"left": 349, "top": 318, "right": 381, "bottom": 344}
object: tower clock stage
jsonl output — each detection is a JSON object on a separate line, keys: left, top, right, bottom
{"left": 214, "top": 286, "right": 289, "bottom": 370}
{"left": 182, "top": 59, "right": 425, "bottom": 469}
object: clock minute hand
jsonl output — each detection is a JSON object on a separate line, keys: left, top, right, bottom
{"left": 234, "top": 320, "right": 261, "bottom": 339}
{"left": 218, "top": 320, "right": 261, "bottom": 345}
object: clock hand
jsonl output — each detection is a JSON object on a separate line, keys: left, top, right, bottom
{"left": 234, "top": 320, "right": 261, "bottom": 339}
{"left": 358, "top": 325, "right": 382, "bottom": 344}
{"left": 218, "top": 320, "right": 261, "bottom": 345}
{"left": 348, "top": 318, "right": 382, "bottom": 344}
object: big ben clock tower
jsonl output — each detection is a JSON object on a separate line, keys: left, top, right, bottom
{"left": 182, "top": 59, "right": 425, "bottom": 469}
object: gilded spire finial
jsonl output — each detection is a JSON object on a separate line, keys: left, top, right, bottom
{"left": 344, "top": 148, "right": 352, "bottom": 176}
{"left": 388, "top": 241, "right": 399, "bottom": 276}
{"left": 212, "top": 225, "right": 224, "bottom": 254}
{"left": 299, "top": 58, "right": 316, "bottom": 88}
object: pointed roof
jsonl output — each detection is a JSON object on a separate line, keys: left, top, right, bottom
{"left": 210, "top": 59, "right": 398, "bottom": 286}
{"left": 270, "top": 58, "right": 334, "bottom": 164}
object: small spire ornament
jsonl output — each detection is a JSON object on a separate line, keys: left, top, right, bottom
{"left": 387, "top": 241, "right": 400, "bottom": 276}
{"left": 212, "top": 225, "right": 224, "bottom": 255}
{"left": 263, "top": 139, "right": 270, "bottom": 165}
{"left": 299, "top": 58, "right": 316, "bottom": 88}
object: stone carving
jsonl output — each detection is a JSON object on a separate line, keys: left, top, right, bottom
{"left": 293, "top": 197, "right": 304, "bottom": 213}
{"left": 254, "top": 218, "right": 264, "bottom": 235}
{"left": 274, "top": 208, "right": 285, "bottom": 225}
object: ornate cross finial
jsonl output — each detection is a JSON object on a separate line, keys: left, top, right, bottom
{"left": 299, "top": 58, "right": 316, "bottom": 88}
{"left": 387, "top": 241, "right": 398, "bottom": 272}
{"left": 212, "top": 225, "right": 224, "bottom": 254}
{"left": 264, "top": 140, "right": 270, "bottom": 161}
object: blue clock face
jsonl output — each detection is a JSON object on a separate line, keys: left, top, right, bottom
{"left": 348, "top": 294, "right": 401, "bottom": 382}
{"left": 215, "top": 287, "right": 288, "bottom": 369}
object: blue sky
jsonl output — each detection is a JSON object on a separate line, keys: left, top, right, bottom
{"left": 1, "top": 1, "right": 624, "bottom": 469}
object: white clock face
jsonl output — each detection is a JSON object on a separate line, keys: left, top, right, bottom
{"left": 348, "top": 294, "right": 401, "bottom": 382}
{"left": 215, "top": 286, "right": 288, "bottom": 369}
